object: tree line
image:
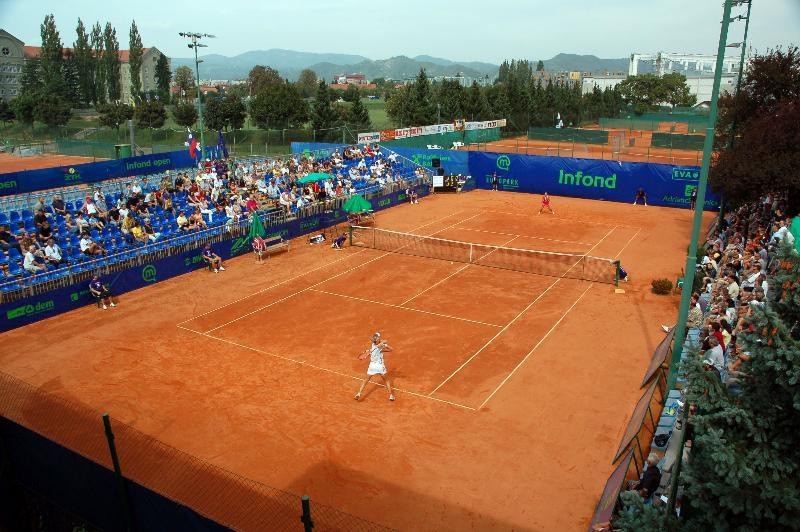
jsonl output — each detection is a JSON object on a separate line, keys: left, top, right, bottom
{"left": 1, "top": 14, "right": 172, "bottom": 128}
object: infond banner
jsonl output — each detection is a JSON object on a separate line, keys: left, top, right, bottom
{"left": 468, "top": 152, "right": 720, "bottom": 210}
{"left": 0, "top": 149, "right": 198, "bottom": 197}
{"left": 0, "top": 185, "right": 428, "bottom": 333}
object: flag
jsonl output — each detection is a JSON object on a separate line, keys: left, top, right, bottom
{"left": 185, "top": 128, "right": 199, "bottom": 159}
{"left": 217, "top": 130, "right": 229, "bottom": 159}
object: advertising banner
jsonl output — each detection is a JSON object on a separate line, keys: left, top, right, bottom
{"left": 467, "top": 151, "right": 720, "bottom": 210}
{"left": 394, "top": 128, "right": 411, "bottom": 139}
{"left": 380, "top": 129, "right": 396, "bottom": 141}
{"left": 0, "top": 150, "right": 198, "bottom": 197}
{"left": 357, "top": 132, "right": 380, "bottom": 144}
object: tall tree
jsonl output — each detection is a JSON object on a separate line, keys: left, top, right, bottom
{"left": 128, "top": 20, "right": 144, "bottom": 100}
{"left": 486, "top": 84, "right": 510, "bottom": 121}
{"left": 73, "top": 19, "right": 93, "bottom": 106}
{"left": 250, "top": 82, "right": 308, "bottom": 129}
{"left": 710, "top": 46, "right": 800, "bottom": 210}
{"left": 222, "top": 93, "right": 246, "bottom": 130}
{"left": 409, "top": 68, "right": 436, "bottom": 125}
{"left": 347, "top": 88, "right": 371, "bottom": 130}
{"left": 296, "top": 68, "right": 318, "bottom": 98}
{"left": 39, "top": 14, "right": 65, "bottom": 95}
{"left": 248, "top": 65, "right": 282, "bottom": 96}
{"left": 103, "top": 22, "right": 121, "bottom": 101}
{"left": 661, "top": 72, "right": 697, "bottom": 107}
{"left": 19, "top": 57, "right": 43, "bottom": 94}
{"left": 10, "top": 94, "right": 37, "bottom": 126}
{"left": 134, "top": 99, "right": 166, "bottom": 129}
{"left": 342, "top": 83, "right": 360, "bottom": 103}
{"left": 34, "top": 93, "right": 72, "bottom": 126}
{"left": 385, "top": 84, "right": 413, "bottom": 127}
{"left": 203, "top": 94, "right": 226, "bottom": 132}
{"left": 436, "top": 79, "right": 467, "bottom": 122}
{"left": 171, "top": 102, "right": 198, "bottom": 128}
{"left": 154, "top": 53, "right": 171, "bottom": 100}
{"left": 536, "top": 60, "right": 545, "bottom": 72}
{"left": 97, "top": 102, "right": 134, "bottom": 131}
{"left": 465, "top": 81, "right": 491, "bottom": 121}
{"left": 62, "top": 51, "right": 82, "bottom": 107}
{"left": 90, "top": 22, "right": 105, "bottom": 103}
{"left": 0, "top": 100, "right": 14, "bottom": 126}
{"left": 311, "top": 80, "right": 339, "bottom": 138}
{"left": 174, "top": 65, "right": 195, "bottom": 101}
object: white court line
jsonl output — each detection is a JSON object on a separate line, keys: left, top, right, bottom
{"left": 478, "top": 283, "right": 594, "bottom": 409}
{"left": 428, "top": 224, "right": 617, "bottom": 396}
{"left": 614, "top": 227, "right": 642, "bottom": 259}
{"left": 176, "top": 325, "right": 476, "bottom": 411}
{"left": 309, "top": 288, "right": 503, "bottom": 328}
{"left": 400, "top": 233, "right": 519, "bottom": 307}
{"left": 204, "top": 212, "right": 486, "bottom": 334}
{"left": 448, "top": 226, "right": 594, "bottom": 246}
{"left": 179, "top": 210, "right": 470, "bottom": 328}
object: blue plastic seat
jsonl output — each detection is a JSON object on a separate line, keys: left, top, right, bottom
{"left": 9, "top": 211, "right": 20, "bottom": 223}
{"left": 21, "top": 209, "right": 33, "bottom": 221}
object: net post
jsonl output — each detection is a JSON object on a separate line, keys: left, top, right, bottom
{"left": 469, "top": 243, "right": 473, "bottom": 263}
{"left": 614, "top": 260, "right": 621, "bottom": 287}
{"left": 300, "top": 495, "right": 314, "bottom": 532}
{"left": 102, "top": 413, "right": 135, "bottom": 532}
{"left": 348, "top": 225, "right": 353, "bottom": 246}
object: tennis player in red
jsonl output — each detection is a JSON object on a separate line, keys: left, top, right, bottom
{"left": 538, "top": 192, "right": 555, "bottom": 215}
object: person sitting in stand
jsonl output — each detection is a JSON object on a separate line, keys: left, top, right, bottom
{"left": 80, "top": 234, "right": 105, "bottom": 256}
{"left": 23, "top": 245, "right": 47, "bottom": 273}
{"left": 177, "top": 211, "right": 199, "bottom": 232}
{"left": 51, "top": 195, "right": 67, "bottom": 216}
{"left": 36, "top": 219, "right": 53, "bottom": 244}
{"left": 44, "top": 238, "right": 67, "bottom": 267}
{"left": 202, "top": 244, "right": 226, "bottom": 273}
{"left": 89, "top": 275, "right": 116, "bottom": 310}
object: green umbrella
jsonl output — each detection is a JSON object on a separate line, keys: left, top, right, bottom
{"left": 298, "top": 172, "right": 333, "bottom": 185}
{"left": 342, "top": 194, "right": 372, "bottom": 214}
{"left": 249, "top": 212, "right": 267, "bottom": 240}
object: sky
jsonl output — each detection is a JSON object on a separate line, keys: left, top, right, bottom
{"left": 2, "top": 0, "right": 798, "bottom": 63}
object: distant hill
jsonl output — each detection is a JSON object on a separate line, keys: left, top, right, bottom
{"left": 171, "top": 49, "right": 633, "bottom": 81}
{"left": 542, "top": 53, "right": 630, "bottom": 74}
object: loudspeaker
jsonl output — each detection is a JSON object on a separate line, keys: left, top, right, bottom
{"left": 437, "top": 167, "right": 445, "bottom": 176}
{"left": 431, "top": 158, "right": 441, "bottom": 168}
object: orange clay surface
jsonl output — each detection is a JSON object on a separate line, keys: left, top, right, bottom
{"left": 0, "top": 152, "right": 101, "bottom": 173}
{"left": 0, "top": 190, "right": 714, "bottom": 530}
{"left": 465, "top": 134, "right": 703, "bottom": 166}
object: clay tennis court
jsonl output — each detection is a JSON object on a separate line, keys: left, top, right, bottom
{"left": 0, "top": 152, "right": 99, "bottom": 173}
{"left": 464, "top": 134, "right": 703, "bottom": 166}
{"left": 0, "top": 189, "right": 714, "bottom": 530}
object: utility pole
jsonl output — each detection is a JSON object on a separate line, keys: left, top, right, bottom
{"left": 665, "top": 0, "right": 735, "bottom": 392}
{"left": 179, "top": 31, "right": 216, "bottom": 160}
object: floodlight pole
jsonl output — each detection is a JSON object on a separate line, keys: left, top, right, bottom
{"left": 719, "top": 0, "right": 752, "bottom": 225}
{"left": 665, "top": 0, "right": 734, "bottom": 393}
{"left": 181, "top": 32, "right": 215, "bottom": 160}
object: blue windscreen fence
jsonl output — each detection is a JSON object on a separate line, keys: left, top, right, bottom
{"left": 467, "top": 152, "right": 718, "bottom": 210}
{"left": 0, "top": 149, "right": 198, "bottom": 197}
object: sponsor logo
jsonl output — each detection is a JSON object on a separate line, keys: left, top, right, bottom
{"left": 558, "top": 169, "right": 616, "bottom": 189}
{"left": 231, "top": 237, "right": 249, "bottom": 255}
{"left": 496, "top": 155, "right": 511, "bottom": 171}
{"left": 300, "top": 218, "right": 320, "bottom": 230}
{"left": 268, "top": 229, "right": 289, "bottom": 240}
{"left": 0, "top": 179, "right": 17, "bottom": 190}
{"left": 397, "top": 193, "right": 407, "bottom": 201}
{"left": 70, "top": 289, "right": 90, "bottom": 302}
{"left": 184, "top": 254, "right": 204, "bottom": 267}
{"left": 6, "top": 300, "right": 55, "bottom": 320}
{"left": 661, "top": 194, "right": 720, "bottom": 209}
{"left": 671, "top": 167, "right": 700, "bottom": 181}
{"left": 64, "top": 167, "right": 82, "bottom": 183}
{"left": 378, "top": 198, "right": 392, "bottom": 207}
{"left": 484, "top": 175, "right": 519, "bottom": 189}
{"left": 142, "top": 264, "right": 157, "bottom": 283}
{"left": 125, "top": 156, "right": 173, "bottom": 171}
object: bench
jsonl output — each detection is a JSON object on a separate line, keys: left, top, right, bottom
{"left": 254, "top": 235, "right": 290, "bottom": 262}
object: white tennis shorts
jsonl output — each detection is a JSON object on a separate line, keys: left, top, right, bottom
{"left": 367, "top": 362, "right": 387, "bottom": 376}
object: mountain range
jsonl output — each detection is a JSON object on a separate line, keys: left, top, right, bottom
{"left": 170, "top": 50, "right": 632, "bottom": 82}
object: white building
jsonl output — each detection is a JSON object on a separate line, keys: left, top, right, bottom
{"left": 582, "top": 72, "right": 737, "bottom": 105}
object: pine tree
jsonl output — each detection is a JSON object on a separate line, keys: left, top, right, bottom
{"left": 39, "top": 14, "right": 65, "bottom": 95}
{"left": 536, "top": 60, "right": 545, "bottom": 72}
{"left": 154, "top": 54, "right": 171, "bottom": 101}
{"left": 171, "top": 102, "right": 198, "bottom": 128}
{"left": 0, "top": 100, "right": 14, "bottom": 125}
{"left": 134, "top": 99, "right": 166, "bottom": 129}
{"left": 311, "top": 80, "right": 338, "bottom": 139}
{"left": 19, "top": 58, "right": 42, "bottom": 94}
{"left": 73, "top": 19, "right": 93, "bottom": 106}
{"left": 347, "top": 88, "right": 371, "bottom": 131}
{"left": 222, "top": 93, "right": 247, "bottom": 130}
{"left": 486, "top": 84, "right": 510, "bottom": 121}
{"left": 409, "top": 68, "right": 436, "bottom": 126}
{"left": 128, "top": 20, "right": 143, "bottom": 100}
{"left": 91, "top": 22, "right": 105, "bottom": 104}
{"left": 465, "top": 81, "right": 491, "bottom": 121}
{"left": 62, "top": 51, "right": 82, "bottom": 107}
{"left": 34, "top": 93, "right": 72, "bottom": 127}
{"left": 97, "top": 102, "right": 133, "bottom": 131}
{"left": 103, "top": 23, "right": 121, "bottom": 101}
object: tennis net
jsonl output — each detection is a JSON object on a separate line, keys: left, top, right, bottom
{"left": 349, "top": 226, "right": 620, "bottom": 284}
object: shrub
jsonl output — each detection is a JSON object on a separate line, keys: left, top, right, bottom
{"left": 651, "top": 278, "right": 673, "bottom": 295}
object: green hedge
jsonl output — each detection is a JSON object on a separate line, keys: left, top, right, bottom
{"left": 527, "top": 127, "right": 609, "bottom": 144}
{"left": 651, "top": 132, "right": 705, "bottom": 150}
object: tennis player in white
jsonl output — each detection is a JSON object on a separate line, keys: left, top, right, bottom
{"left": 354, "top": 332, "right": 396, "bottom": 402}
